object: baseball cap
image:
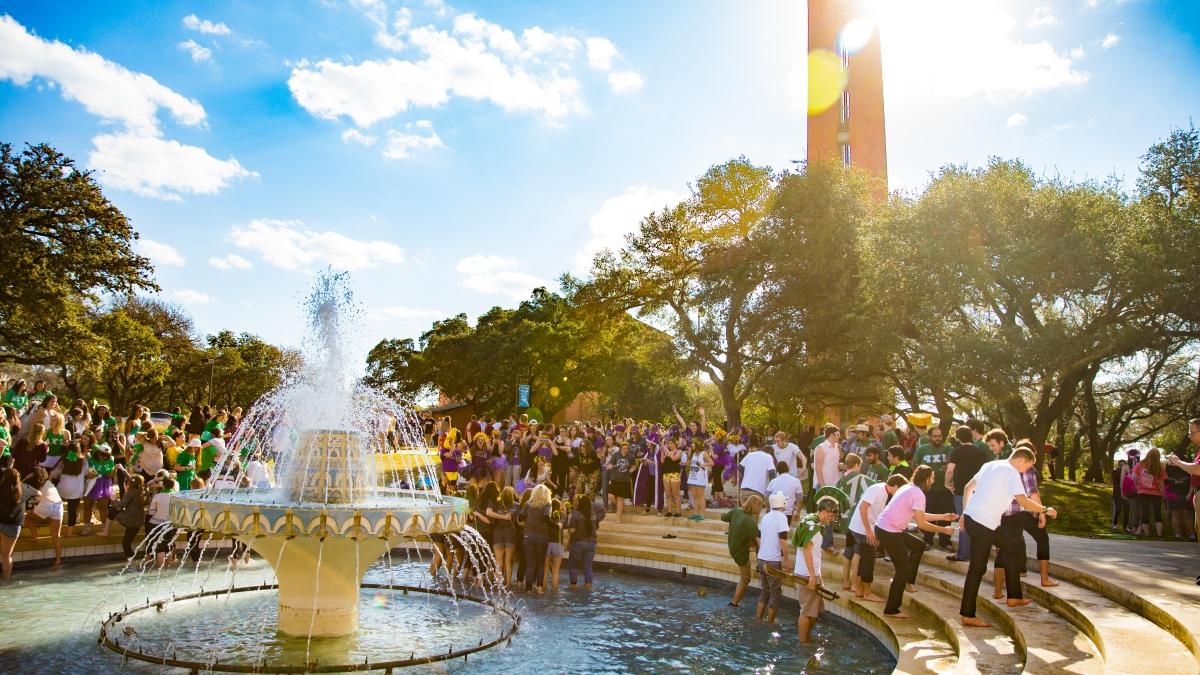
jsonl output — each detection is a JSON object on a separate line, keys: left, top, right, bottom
{"left": 769, "top": 491, "right": 786, "bottom": 510}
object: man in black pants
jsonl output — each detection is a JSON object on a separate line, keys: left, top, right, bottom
{"left": 959, "top": 447, "right": 1058, "bottom": 628}
{"left": 872, "top": 465, "right": 957, "bottom": 618}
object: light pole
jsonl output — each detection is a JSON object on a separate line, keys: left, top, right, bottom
{"left": 206, "top": 357, "right": 215, "bottom": 406}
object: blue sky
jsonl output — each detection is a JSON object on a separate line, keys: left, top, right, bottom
{"left": 1, "top": 0, "right": 1197, "bottom": 360}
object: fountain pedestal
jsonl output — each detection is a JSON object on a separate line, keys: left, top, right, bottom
{"left": 250, "top": 535, "right": 390, "bottom": 637}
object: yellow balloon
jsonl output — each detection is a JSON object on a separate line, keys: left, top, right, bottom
{"left": 808, "top": 49, "right": 846, "bottom": 116}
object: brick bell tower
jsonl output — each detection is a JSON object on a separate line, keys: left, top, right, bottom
{"left": 806, "top": 0, "right": 888, "bottom": 192}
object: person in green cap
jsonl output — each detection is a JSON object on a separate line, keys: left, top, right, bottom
{"left": 720, "top": 493, "right": 763, "bottom": 607}
{"left": 791, "top": 495, "right": 841, "bottom": 643}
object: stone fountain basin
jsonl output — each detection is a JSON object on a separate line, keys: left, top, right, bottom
{"left": 168, "top": 488, "right": 469, "bottom": 538}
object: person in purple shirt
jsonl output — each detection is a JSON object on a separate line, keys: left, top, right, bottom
{"left": 873, "top": 465, "right": 957, "bottom": 617}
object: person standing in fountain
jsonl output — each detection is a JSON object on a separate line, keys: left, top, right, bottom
{"left": 545, "top": 498, "right": 567, "bottom": 592}
{"left": 146, "top": 476, "right": 176, "bottom": 568}
{"left": 439, "top": 428, "right": 461, "bottom": 494}
{"left": 487, "top": 486, "right": 517, "bottom": 586}
{"left": 755, "top": 492, "right": 791, "bottom": 624}
{"left": 566, "top": 492, "right": 602, "bottom": 589}
{"left": 721, "top": 493, "right": 763, "bottom": 607}
{"left": 519, "top": 484, "right": 553, "bottom": 594}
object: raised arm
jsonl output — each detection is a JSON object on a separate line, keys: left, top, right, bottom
{"left": 672, "top": 405, "right": 686, "bottom": 429}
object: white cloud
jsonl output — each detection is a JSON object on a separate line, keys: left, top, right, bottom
{"left": 182, "top": 14, "right": 231, "bottom": 36}
{"left": 208, "top": 254, "right": 251, "bottom": 270}
{"left": 607, "top": 70, "right": 643, "bottom": 93}
{"left": 170, "top": 288, "right": 212, "bottom": 304}
{"left": 1005, "top": 112, "right": 1028, "bottom": 128}
{"left": 875, "top": 2, "right": 1088, "bottom": 98}
{"left": 0, "top": 15, "right": 205, "bottom": 134}
{"left": 456, "top": 254, "right": 545, "bottom": 299}
{"left": 1027, "top": 6, "right": 1057, "bottom": 28}
{"left": 229, "top": 219, "right": 406, "bottom": 271}
{"left": 178, "top": 39, "right": 212, "bottom": 62}
{"left": 382, "top": 120, "right": 444, "bottom": 159}
{"left": 341, "top": 128, "right": 377, "bottom": 146}
{"left": 88, "top": 132, "right": 256, "bottom": 200}
{"left": 0, "top": 15, "right": 252, "bottom": 200}
{"left": 585, "top": 37, "right": 618, "bottom": 70}
{"left": 1084, "top": 0, "right": 1100, "bottom": 8}
{"left": 1069, "top": 47, "right": 1085, "bottom": 60}
{"left": 368, "top": 305, "right": 446, "bottom": 321}
{"left": 136, "top": 238, "right": 186, "bottom": 267}
{"left": 1101, "top": 33, "right": 1120, "bottom": 49}
{"left": 424, "top": 0, "right": 452, "bottom": 17}
{"left": 574, "top": 185, "right": 681, "bottom": 273}
{"left": 288, "top": 12, "right": 633, "bottom": 128}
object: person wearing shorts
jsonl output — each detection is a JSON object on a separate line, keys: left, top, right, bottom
{"left": 755, "top": 491, "right": 791, "bottom": 624}
{"left": 793, "top": 496, "right": 840, "bottom": 643}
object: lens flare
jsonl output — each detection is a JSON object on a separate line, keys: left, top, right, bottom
{"left": 372, "top": 592, "right": 389, "bottom": 608}
{"left": 807, "top": 49, "right": 846, "bottom": 116}
{"left": 837, "top": 17, "right": 875, "bottom": 55}
{"left": 549, "top": 386, "right": 561, "bottom": 398}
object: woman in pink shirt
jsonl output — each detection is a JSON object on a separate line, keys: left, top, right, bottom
{"left": 1133, "top": 448, "right": 1167, "bottom": 537}
{"left": 873, "top": 466, "right": 957, "bottom": 617}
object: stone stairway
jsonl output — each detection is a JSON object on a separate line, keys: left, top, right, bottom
{"left": 595, "top": 513, "right": 1197, "bottom": 675}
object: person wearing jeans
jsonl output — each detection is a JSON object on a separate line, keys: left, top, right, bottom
{"left": 959, "top": 447, "right": 1058, "bottom": 628}
{"left": 871, "top": 466, "right": 956, "bottom": 617}
{"left": 945, "top": 425, "right": 987, "bottom": 562}
{"left": 566, "top": 493, "right": 603, "bottom": 588}
{"left": 520, "top": 484, "right": 553, "bottom": 593}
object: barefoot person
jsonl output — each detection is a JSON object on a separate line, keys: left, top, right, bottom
{"left": 720, "top": 493, "right": 763, "bottom": 607}
{"left": 874, "top": 465, "right": 957, "bottom": 618}
{"left": 755, "top": 492, "right": 791, "bottom": 624}
{"left": 959, "top": 445, "right": 1058, "bottom": 628}
{"left": 849, "top": 474, "right": 908, "bottom": 602}
{"left": 791, "top": 495, "right": 840, "bottom": 643}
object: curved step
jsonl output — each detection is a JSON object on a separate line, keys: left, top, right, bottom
{"left": 924, "top": 554, "right": 1196, "bottom": 675}
{"left": 914, "top": 564, "right": 1102, "bottom": 674}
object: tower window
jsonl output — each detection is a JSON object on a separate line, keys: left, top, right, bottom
{"left": 842, "top": 144, "right": 852, "bottom": 167}
{"left": 841, "top": 91, "right": 851, "bottom": 124}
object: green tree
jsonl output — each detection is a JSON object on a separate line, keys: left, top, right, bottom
{"left": 0, "top": 143, "right": 156, "bottom": 365}
{"left": 860, "top": 160, "right": 1177, "bottom": 450}
{"left": 574, "top": 158, "right": 786, "bottom": 428}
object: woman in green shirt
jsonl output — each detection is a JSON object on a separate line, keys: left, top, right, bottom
{"left": 2, "top": 381, "right": 28, "bottom": 413}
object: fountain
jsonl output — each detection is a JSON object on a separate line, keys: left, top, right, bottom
{"left": 97, "top": 272, "right": 516, "bottom": 671}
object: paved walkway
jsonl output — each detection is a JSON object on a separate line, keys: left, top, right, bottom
{"left": 1031, "top": 532, "right": 1199, "bottom": 658}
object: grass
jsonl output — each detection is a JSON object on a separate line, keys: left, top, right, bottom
{"left": 1038, "top": 479, "right": 1133, "bottom": 539}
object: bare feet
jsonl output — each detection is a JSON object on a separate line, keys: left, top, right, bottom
{"left": 51, "top": 560, "right": 62, "bottom": 570}
{"left": 883, "top": 611, "right": 910, "bottom": 619}
{"left": 961, "top": 616, "right": 992, "bottom": 628}
{"left": 993, "top": 590, "right": 1005, "bottom": 599}
{"left": 1041, "top": 579, "right": 1060, "bottom": 588}
{"left": 862, "top": 593, "right": 884, "bottom": 602}
{"left": 905, "top": 583, "right": 917, "bottom": 593}
{"left": 1006, "top": 598, "right": 1032, "bottom": 608}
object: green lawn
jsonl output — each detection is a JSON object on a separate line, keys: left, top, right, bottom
{"left": 1039, "top": 479, "right": 1135, "bottom": 540}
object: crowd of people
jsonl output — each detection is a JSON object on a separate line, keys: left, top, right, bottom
{"left": 4, "top": 373, "right": 1198, "bottom": 644}
{"left": 0, "top": 379, "right": 266, "bottom": 579}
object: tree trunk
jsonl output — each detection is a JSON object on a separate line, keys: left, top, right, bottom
{"left": 720, "top": 383, "right": 742, "bottom": 430}
{"left": 1055, "top": 410, "right": 1070, "bottom": 481}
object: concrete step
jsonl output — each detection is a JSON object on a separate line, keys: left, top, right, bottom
{"left": 923, "top": 554, "right": 1196, "bottom": 675}
{"left": 601, "top": 520, "right": 729, "bottom": 544}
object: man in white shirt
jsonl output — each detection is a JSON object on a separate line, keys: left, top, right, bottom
{"left": 771, "top": 431, "right": 804, "bottom": 477}
{"left": 766, "top": 461, "right": 803, "bottom": 521}
{"left": 848, "top": 474, "right": 906, "bottom": 602}
{"left": 792, "top": 495, "right": 840, "bottom": 643}
{"left": 739, "top": 445, "right": 776, "bottom": 498}
{"left": 813, "top": 424, "right": 841, "bottom": 488}
{"left": 959, "top": 447, "right": 1059, "bottom": 627}
{"left": 755, "top": 491, "right": 791, "bottom": 624}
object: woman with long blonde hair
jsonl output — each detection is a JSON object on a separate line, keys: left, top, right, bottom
{"left": 487, "top": 485, "right": 517, "bottom": 585}
{"left": 519, "top": 484, "right": 553, "bottom": 593}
